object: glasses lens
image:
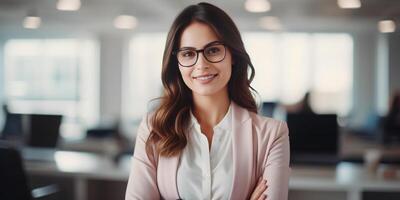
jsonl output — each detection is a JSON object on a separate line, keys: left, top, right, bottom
{"left": 204, "top": 44, "right": 225, "bottom": 63}
{"left": 177, "top": 49, "right": 197, "bottom": 67}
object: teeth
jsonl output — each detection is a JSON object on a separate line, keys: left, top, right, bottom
{"left": 196, "top": 74, "right": 215, "bottom": 80}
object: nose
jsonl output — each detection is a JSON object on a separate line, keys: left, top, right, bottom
{"left": 194, "top": 52, "right": 210, "bottom": 70}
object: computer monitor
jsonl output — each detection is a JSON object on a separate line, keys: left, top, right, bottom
{"left": 27, "top": 114, "right": 63, "bottom": 148}
{"left": 287, "top": 113, "right": 339, "bottom": 165}
{"left": 261, "top": 102, "right": 277, "bottom": 118}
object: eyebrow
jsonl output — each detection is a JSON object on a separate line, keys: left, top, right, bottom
{"left": 178, "top": 40, "right": 222, "bottom": 51}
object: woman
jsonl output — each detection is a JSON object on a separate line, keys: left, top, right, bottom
{"left": 125, "top": 2, "right": 290, "bottom": 200}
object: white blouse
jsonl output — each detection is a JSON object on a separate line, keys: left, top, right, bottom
{"left": 176, "top": 104, "right": 233, "bottom": 200}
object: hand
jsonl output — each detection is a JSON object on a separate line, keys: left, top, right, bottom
{"left": 250, "top": 178, "right": 268, "bottom": 200}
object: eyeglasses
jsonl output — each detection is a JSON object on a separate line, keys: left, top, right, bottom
{"left": 173, "top": 41, "right": 226, "bottom": 67}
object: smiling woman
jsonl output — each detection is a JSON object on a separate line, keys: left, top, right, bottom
{"left": 125, "top": 2, "right": 290, "bottom": 200}
{"left": 177, "top": 26, "right": 232, "bottom": 97}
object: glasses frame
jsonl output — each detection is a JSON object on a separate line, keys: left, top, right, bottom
{"left": 173, "top": 41, "right": 227, "bottom": 67}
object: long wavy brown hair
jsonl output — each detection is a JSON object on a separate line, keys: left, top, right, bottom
{"left": 146, "top": 2, "right": 258, "bottom": 157}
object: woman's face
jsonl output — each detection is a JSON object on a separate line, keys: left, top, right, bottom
{"left": 177, "top": 22, "right": 232, "bottom": 98}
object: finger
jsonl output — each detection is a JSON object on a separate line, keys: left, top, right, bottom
{"left": 254, "top": 186, "right": 266, "bottom": 200}
{"left": 257, "top": 194, "right": 267, "bottom": 200}
{"left": 251, "top": 179, "right": 268, "bottom": 200}
{"left": 250, "top": 184, "right": 263, "bottom": 200}
{"left": 259, "top": 182, "right": 268, "bottom": 200}
{"left": 257, "top": 176, "right": 263, "bottom": 184}
{"left": 251, "top": 180, "right": 267, "bottom": 200}
{"left": 258, "top": 178, "right": 267, "bottom": 186}
{"left": 255, "top": 178, "right": 264, "bottom": 192}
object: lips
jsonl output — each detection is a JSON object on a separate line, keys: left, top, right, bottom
{"left": 192, "top": 73, "right": 218, "bottom": 84}
{"left": 193, "top": 74, "right": 218, "bottom": 80}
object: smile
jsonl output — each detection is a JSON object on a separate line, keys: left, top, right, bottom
{"left": 193, "top": 74, "right": 218, "bottom": 80}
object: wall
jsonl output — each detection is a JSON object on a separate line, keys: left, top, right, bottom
{"left": 0, "top": 39, "right": 5, "bottom": 128}
{"left": 98, "top": 33, "right": 127, "bottom": 125}
{"left": 388, "top": 33, "right": 400, "bottom": 96}
{"left": 351, "top": 32, "right": 378, "bottom": 126}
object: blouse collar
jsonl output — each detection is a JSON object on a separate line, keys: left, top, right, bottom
{"left": 190, "top": 102, "right": 232, "bottom": 133}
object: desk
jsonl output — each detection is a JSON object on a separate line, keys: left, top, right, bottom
{"left": 23, "top": 148, "right": 400, "bottom": 200}
{"left": 22, "top": 147, "right": 130, "bottom": 200}
{"left": 290, "top": 163, "right": 400, "bottom": 200}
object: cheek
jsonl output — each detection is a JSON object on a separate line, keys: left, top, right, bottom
{"left": 221, "top": 58, "right": 233, "bottom": 79}
{"left": 223, "top": 67, "right": 232, "bottom": 84}
{"left": 179, "top": 68, "right": 190, "bottom": 78}
{"left": 227, "top": 68, "right": 232, "bottom": 80}
{"left": 179, "top": 68, "right": 193, "bottom": 85}
{"left": 223, "top": 53, "right": 233, "bottom": 73}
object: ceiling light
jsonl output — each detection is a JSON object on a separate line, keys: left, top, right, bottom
{"left": 378, "top": 20, "right": 396, "bottom": 33}
{"left": 23, "top": 16, "right": 41, "bottom": 29}
{"left": 245, "top": 0, "right": 271, "bottom": 13}
{"left": 57, "top": 0, "right": 81, "bottom": 11}
{"left": 259, "top": 16, "right": 282, "bottom": 31}
{"left": 337, "top": 0, "right": 361, "bottom": 9}
{"left": 113, "top": 15, "right": 138, "bottom": 30}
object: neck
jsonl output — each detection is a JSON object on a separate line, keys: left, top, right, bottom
{"left": 192, "top": 90, "right": 230, "bottom": 128}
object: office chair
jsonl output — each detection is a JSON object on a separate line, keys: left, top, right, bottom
{"left": 27, "top": 114, "right": 62, "bottom": 148}
{"left": 0, "top": 144, "right": 59, "bottom": 200}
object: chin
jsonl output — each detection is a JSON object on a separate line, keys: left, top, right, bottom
{"left": 191, "top": 87, "right": 227, "bottom": 97}
{"left": 192, "top": 90, "right": 217, "bottom": 96}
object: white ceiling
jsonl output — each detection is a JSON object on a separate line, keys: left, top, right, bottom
{"left": 0, "top": 0, "right": 399, "bottom": 35}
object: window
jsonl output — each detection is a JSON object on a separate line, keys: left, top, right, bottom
{"left": 4, "top": 39, "right": 99, "bottom": 139}
{"left": 243, "top": 33, "right": 353, "bottom": 115}
{"left": 122, "top": 33, "right": 166, "bottom": 123}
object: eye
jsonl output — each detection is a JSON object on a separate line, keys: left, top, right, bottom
{"left": 206, "top": 46, "right": 221, "bottom": 55}
{"left": 180, "top": 50, "right": 196, "bottom": 58}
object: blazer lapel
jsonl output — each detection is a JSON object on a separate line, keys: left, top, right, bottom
{"left": 158, "top": 154, "right": 180, "bottom": 199}
{"left": 157, "top": 103, "right": 255, "bottom": 200}
{"left": 229, "top": 103, "right": 256, "bottom": 200}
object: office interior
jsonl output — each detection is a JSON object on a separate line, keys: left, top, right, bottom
{"left": 0, "top": 0, "right": 400, "bottom": 200}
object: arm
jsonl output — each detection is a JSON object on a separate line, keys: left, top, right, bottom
{"left": 262, "top": 121, "right": 290, "bottom": 200}
{"left": 125, "top": 118, "right": 161, "bottom": 200}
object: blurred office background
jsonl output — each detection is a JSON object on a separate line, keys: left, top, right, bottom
{"left": 0, "top": 0, "right": 399, "bottom": 200}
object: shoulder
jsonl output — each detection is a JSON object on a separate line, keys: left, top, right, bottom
{"left": 249, "top": 112, "right": 288, "bottom": 137}
{"left": 136, "top": 113, "right": 154, "bottom": 141}
{"left": 134, "top": 113, "right": 160, "bottom": 162}
{"left": 232, "top": 102, "right": 288, "bottom": 138}
{"left": 249, "top": 112, "right": 285, "bottom": 130}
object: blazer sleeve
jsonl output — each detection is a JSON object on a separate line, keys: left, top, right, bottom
{"left": 262, "top": 121, "right": 290, "bottom": 200}
{"left": 125, "top": 118, "right": 161, "bottom": 200}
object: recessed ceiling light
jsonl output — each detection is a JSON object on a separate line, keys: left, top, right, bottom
{"left": 57, "top": 0, "right": 81, "bottom": 11}
{"left": 114, "top": 15, "right": 138, "bottom": 30}
{"left": 337, "top": 0, "right": 361, "bottom": 9}
{"left": 245, "top": 0, "right": 271, "bottom": 13}
{"left": 378, "top": 20, "right": 396, "bottom": 33}
{"left": 23, "top": 16, "right": 41, "bottom": 29}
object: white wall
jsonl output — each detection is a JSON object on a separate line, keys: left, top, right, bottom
{"left": 98, "top": 33, "right": 127, "bottom": 125}
{"left": 351, "top": 32, "right": 378, "bottom": 126}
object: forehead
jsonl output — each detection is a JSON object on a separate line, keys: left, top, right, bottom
{"left": 179, "top": 22, "right": 220, "bottom": 48}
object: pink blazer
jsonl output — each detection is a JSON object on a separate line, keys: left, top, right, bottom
{"left": 125, "top": 103, "right": 290, "bottom": 200}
